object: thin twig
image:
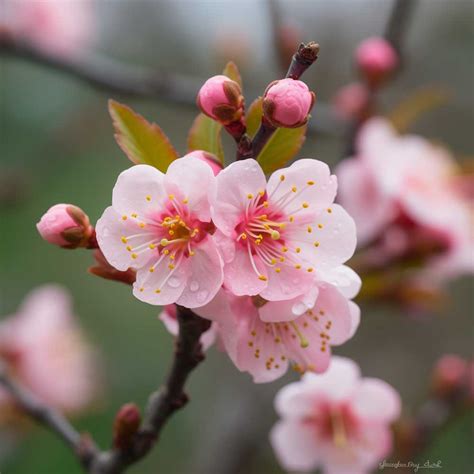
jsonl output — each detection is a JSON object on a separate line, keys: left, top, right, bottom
{"left": 384, "top": 0, "right": 417, "bottom": 54}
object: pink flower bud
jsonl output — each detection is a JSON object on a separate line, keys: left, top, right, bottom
{"left": 197, "top": 75, "right": 244, "bottom": 124}
{"left": 182, "top": 150, "right": 223, "bottom": 176}
{"left": 332, "top": 82, "right": 371, "bottom": 121}
{"left": 36, "top": 203, "right": 92, "bottom": 248}
{"left": 432, "top": 354, "right": 468, "bottom": 398}
{"left": 263, "top": 78, "right": 315, "bottom": 128}
{"left": 355, "top": 37, "right": 398, "bottom": 86}
{"left": 113, "top": 403, "right": 141, "bottom": 450}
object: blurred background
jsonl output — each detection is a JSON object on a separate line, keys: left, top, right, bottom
{"left": 1, "top": 0, "right": 473, "bottom": 473}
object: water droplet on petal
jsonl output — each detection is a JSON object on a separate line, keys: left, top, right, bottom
{"left": 168, "top": 276, "right": 181, "bottom": 288}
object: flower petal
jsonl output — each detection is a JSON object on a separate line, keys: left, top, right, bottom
{"left": 351, "top": 378, "right": 401, "bottom": 422}
{"left": 164, "top": 157, "right": 214, "bottom": 222}
{"left": 322, "top": 265, "right": 362, "bottom": 299}
{"left": 270, "top": 420, "right": 321, "bottom": 472}
{"left": 96, "top": 206, "right": 157, "bottom": 271}
{"left": 112, "top": 164, "right": 166, "bottom": 217}
{"left": 267, "top": 159, "right": 337, "bottom": 215}
{"left": 212, "top": 159, "right": 267, "bottom": 236}
{"left": 176, "top": 236, "right": 223, "bottom": 308}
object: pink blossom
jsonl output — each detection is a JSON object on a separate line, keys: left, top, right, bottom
{"left": 355, "top": 37, "right": 398, "bottom": 86}
{"left": 182, "top": 150, "right": 223, "bottom": 176}
{"left": 3, "top": 0, "right": 94, "bottom": 57}
{"left": 197, "top": 75, "right": 243, "bottom": 124}
{"left": 270, "top": 356, "right": 401, "bottom": 473}
{"left": 337, "top": 118, "right": 473, "bottom": 281}
{"left": 263, "top": 78, "right": 315, "bottom": 128}
{"left": 332, "top": 82, "right": 370, "bottom": 121}
{"left": 159, "top": 304, "right": 218, "bottom": 351}
{"left": 0, "top": 285, "right": 99, "bottom": 415}
{"left": 96, "top": 158, "right": 224, "bottom": 308}
{"left": 211, "top": 159, "right": 357, "bottom": 301}
{"left": 195, "top": 266, "right": 361, "bottom": 383}
{"left": 36, "top": 203, "right": 92, "bottom": 248}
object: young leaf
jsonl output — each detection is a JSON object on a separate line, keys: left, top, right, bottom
{"left": 222, "top": 61, "right": 242, "bottom": 88}
{"left": 109, "top": 100, "right": 179, "bottom": 172}
{"left": 187, "top": 113, "right": 225, "bottom": 164}
{"left": 246, "top": 98, "right": 307, "bottom": 174}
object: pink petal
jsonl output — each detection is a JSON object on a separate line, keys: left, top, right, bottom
{"left": 212, "top": 159, "right": 267, "bottom": 236}
{"left": 259, "top": 286, "right": 319, "bottom": 323}
{"left": 223, "top": 246, "right": 267, "bottom": 296}
{"left": 274, "top": 378, "right": 324, "bottom": 419}
{"left": 291, "top": 204, "right": 357, "bottom": 271}
{"left": 351, "top": 378, "right": 401, "bottom": 422}
{"left": 96, "top": 206, "right": 156, "bottom": 271}
{"left": 112, "top": 164, "right": 166, "bottom": 217}
{"left": 133, "top": 256, "right": 189, "bottom": 306}
{"left": 348, "top": 301, "right": 361, "bottom": 339}
{"left": 270, "top": 420, "right": 321, "bottom": 472}
{"left": 176, "top": 236, "right": 223, "bottom": 308}
{"left": 267, "top": 159, "right": 337, "bottom": 215}
{"left": 164, "top": 157, "right": 214, "bottom": 222}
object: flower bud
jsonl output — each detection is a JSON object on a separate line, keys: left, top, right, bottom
{"left": 36, "top": 203, "right": 92, "bottom": 248}
{"left": 263, "top": 78, "right": 315, "bottom": 128}
{"left": 197, "top": 75, "right": 244, "bottom": 124}
{"left": 355, "top": 37, "right": 398, "bottom": 87}
{"left": 432, "top": 354, "right": 468, "bottom": 398}
{"left": 113, "top": 403, "right": 141, "bottom": 450}
{"left": 182, "top": 150, "right": 223, "bottom": 176}
{"left": 332, "top": 82, "right": 371, "bottom": 121}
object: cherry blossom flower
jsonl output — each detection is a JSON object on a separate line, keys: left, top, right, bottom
{"left": 270, "top": 356, "right": 401, "bottom": 473}
{"left": 195, "top": 267, "right": 361, "bottom": 383}
{"left": 96, "top": 158, "right": 223, "bottom": 308}
{"left": 159, "top": 304, "right": 218, "bottom": 351}
{"left": 0, "top": 285, "right": 99, "bottom": 415}
{"left": 337, "top": 118, "right": 473, "bottom": 282}
{"left": 3, "top": 0, "right": 94, "bottom": 57}
{"left": 211, "top": 159, "right": 357, "bottom": 301}
{"left": 182, "top": 150, "right": 223, "bottom": 176}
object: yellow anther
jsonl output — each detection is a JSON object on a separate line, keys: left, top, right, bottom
{"left": 149, "top": 268, "right": 154, "bottom": 273}
{"left": 271, "top": 230, "right": 281, "bottom": 240}
{"left": 314, "top": 241, "right": 320, "bottom": 247}
{"left": 183, "top": 198, "right": 189, "bottom": 204}
{"left": 258, "top": 190, "right": 265, "bottom": 196}
{"left": 291, "top": 186, "right": 297, "bottom": 193}
{"left": 247, "top": 193, "right": 254, "bottom": 199}
{"left": 122, "top": 215, "right": 127, "bottom": 221}
{"left": 289, "top": 216, "right": 294, "bottom": 222}
{"left": 327, "top": 208, "right": 332, "bottom": 213}
{"left": 131, "top": 253, "right": 138, "bottom": 259}
{"left": 121, "top": 236, "right": 127, "bottom": 243}
{"left": 263, "top": 201, "right": 269, "bottom": 208}
{"left": 307, "top": 226, "right": 313, "bottom": 233}
{"left": 318, "top": 223, "right": 324, "bottom": 229}
{"left": 307, "top": 180, "right": 315, "bottom": 186}
{"left": 295, "top": 264, "right": 302, "bottom": 269}
{"left": 163, "top": 249, "right": 170, "bottom": 255}
{"left": 160, "top": 238, "right": 169, "bottom": 246}
{"left": 149, "top": 243, "right": 156, "bottom": 249}
{"left": 279, "top": 256, "right": 285, "bottom": 262}
{"left": 239, "top": 233, "right": 247, "bottom": 240}
{"left": 168, "top": 194, "right": 175, "bottom": 200}
{"left": 302, "top": 202, "right": 309, "bottom": 208}
{"left": 131, "top": 213, "right": 138, "bottom": 218}
{"left": 139, "top": 287, "right": 144, "bottom": 292}
{"left": 146, "top": 195, "right": 151, "bottom": 201}
{"left": 189, "top": 250, "right": 195, "bottom": 256}
{"left": 258, "top": 275, "right": 268, "bottom": 281}
{"left": 275, "top": 267, "right": 281, "bottom": 273}
{"left": 168, "top": 230, "right": 175, "bottom": 236}
{"left": 155, "top": 289, "right": 161, "bottom": 294}
{"left": 296, "top": 247, "right": 301, "bottom": 253}
{"left": 139, "top": 223, "right": 145, "bottom": 228}
{"left": 280, "top": 174, "right": 285, "bottom": 181}
{"left": 126, "top": 246, "right": 132, "bottom": 252}
{"left": 168, "top": 263, "right": 175, "bottom": 270}
{"left": 307, "top": 267, "right": 314, "bottom": 273}
{"left": 282, "top": 246, "right": 288, "bottom": 252}
{"left": 270, "top": 258, "right": 277, "bottom": 265}
{"left": 170, "top": 254, "right": 175, "bottom": 260}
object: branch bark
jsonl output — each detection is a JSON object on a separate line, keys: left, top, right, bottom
{"left": 0, "top": 307, "right": 211, "bottom": 474}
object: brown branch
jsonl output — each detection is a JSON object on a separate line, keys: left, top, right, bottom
{"left": 0, "top": 306, "right": 210, "bottom": 474}
{"left": 384, "top": 0, "right": 417, "bottom": 55}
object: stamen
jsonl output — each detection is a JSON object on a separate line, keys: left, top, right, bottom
{"left": 290, "top": 322, "right": 309, "bottom": 348}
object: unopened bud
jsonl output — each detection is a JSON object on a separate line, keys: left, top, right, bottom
{"left": 182, "top": 150, "right": 223, "bottom": 176}
{"left": 197, "top": 75, "right": 244, "bottom": 125}
{"left": 113, "top": 403, "right": 141, "bottom": 450}
{"left": 263, "top": 78, "right": 315, "bottom": 128}
{"left": 355, "top": 37, "right": 398, "bottom": 87}
{"left": 432, "top": 354, "right": 468, "bottom": 399}
{"left": 36, "top": 204, "right": 92, "bottom": 248}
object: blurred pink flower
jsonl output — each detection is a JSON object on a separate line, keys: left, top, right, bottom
{"left": 195, "top": 267, "right": 361, "bottom": 383}
{"left": 159, "top": 304, "right": 218, "bottom": 351}
{"left": 96, "top": 159, "right": 223, "bottom": 308}
{"left": 0, "top": 285, "right": 99, "bottom": 415}
{"left": 337, "top": 118, "right": 473, "bottom": 282}
{"left": 3, "top": 0, "right": 94, "bottom": 57}
{"left": 270, "top": 356, "right": 401, "bottom": 473}
{"left": 332, "top": 82, "right": 370, "bottom": 122}
{"left": 263, "top": 78, "right": 315, "bottom": 128}
{"left": 211, "top": 159, "right": 357, "bottom": 301}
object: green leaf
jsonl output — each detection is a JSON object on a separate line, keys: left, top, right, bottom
{"left": 187, "top": 113, "right": 224, "bottom": 164}
{"left": 246, "top": 98, "right": 307, "bottom": 174}
{"left": 222, "top": 61, "right": 243, "bottom": 88}
{"left": 109, "top": 100, "right": 179, "bottom": 172}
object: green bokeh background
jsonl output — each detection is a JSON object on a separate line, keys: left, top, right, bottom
{"left": 1, "top": 1, "right": 473, "bottom": 473}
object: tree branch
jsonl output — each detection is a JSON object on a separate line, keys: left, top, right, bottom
{"left": 384, "top": 0, "right": 417, "bottom": 55}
